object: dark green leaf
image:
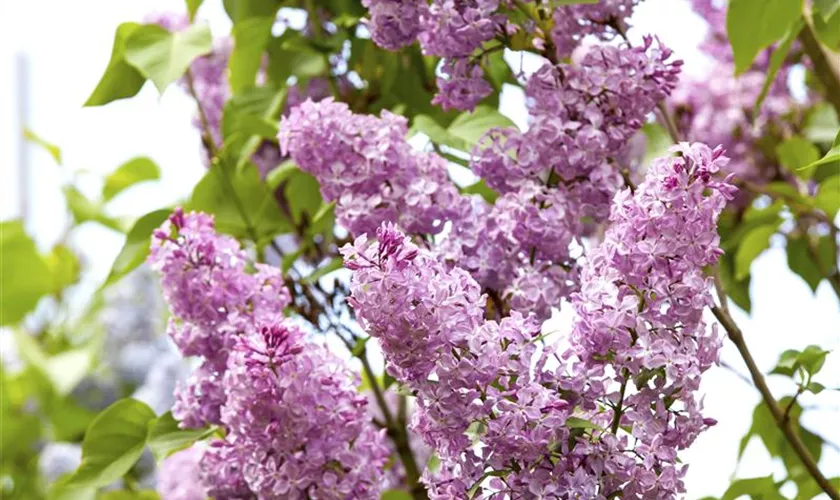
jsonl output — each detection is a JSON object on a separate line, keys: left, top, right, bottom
{"left": 103, "top": 209, "right": 171, "bottom": 287}
{"left": 787, "top": 236, "right": 823, "bottom": 292}
{"left": 0, "top": 220, "right": 52, "bottom": 325}
{"left": 460, "top": 180, "right": 499, "bottom": 204}
{"left": 65, "top": 399, "right": 156, "bottom": 489}
{"left": 223, "top": 0, "right": 281, "bottom": 22}
{"left": 221, "top": 86, "right": 286, "bottom": 167}
{"left": 754, "top": 18, "right": 803, "bottom": 115}
{"left": 719, "top": 250, "right": 752, "bottom": 313}
{"left": 146, "top": 411, "right": 215, "bottom": 462}
{"left": 735, "top": 224, "right": 779, "bottom": 280}
{"left": 230, "top": 16, "right": 275, "bottom": 93}
{"left": 103, "top": 157, "right": 161, "bottom": 201}
{"left": 807, "top": 381, "right": 826, "bottom": 394}
{"left": 124, "top": 23, "right": 212, "bottom": 93}
{"left": 726, "top": 0, "right": 802, "bottom": 74}
{"left": 85, "top": 23, "right": 147, "bottom": 106}
{"left": 813, "top": 7, "right": 840, "bottom": 48}
{"left": 381, "top": 491, "right": 413, "bottom": 500}
{"left": 23, "top": 128, "right": 62, "bottom": 164}
{"left": 189, "top": 161, "right": 290, "bottom": 240}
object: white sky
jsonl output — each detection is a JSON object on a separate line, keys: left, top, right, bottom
{"left": 0, "top": 0, "right": 837, "bottom": 498}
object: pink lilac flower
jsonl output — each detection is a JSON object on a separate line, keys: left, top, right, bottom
{"left": 432, "top": 58, "right": 494, "bottom": 111}
{"left": 279, "top": 98, "right": 463, "bottom": 236}
{"left": 361, "top": 0, "right": 428, "bottom": 50}
{"left": 157, "top": 446, "right": 205, "bottom": 500}
{"left": 550, "top": 0, "right": 641, "bottom": 59}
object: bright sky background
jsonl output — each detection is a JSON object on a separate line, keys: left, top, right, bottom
{"left": 0, "top": 1, "right": 838, "bottom": 498}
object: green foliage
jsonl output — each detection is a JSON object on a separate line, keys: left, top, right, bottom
{"left": 102, "top": 157, "right": 161, "bottom": 201}
{"left": 103, "top": 209, "right": 171, "bottom": 287}
{"left": 802, "top": 130, "right": 840, "bottom": 170}
{"left": 786, "top": 234, "right": 837, "bottom": 292}
{"left": 85, "top": 23, "right": 146, "bottom": 106}
{"left": 0, "top": 220, "right": 53, "bottom": 325}
{"left": 123, "top": 23, "right": 213, "bottom": 93}
{"left": 776, "top": 136, "right": 820, "bottom": 179}
{"left": 754, "top": 18, "right": 803, "bottom": 115}
{"left": 189, "top": 161, "right": 290, "bottom": 240}
{"left": 146, "top": 412, "right": 215, "bottom": 462}
{"left": 23, "top": 128, "right": 62, "bottom": 165}
{"left": 461, "top": 180, "right": 500, "bottom": 204}
{"left": 412, "top": 105, "right": 516, "bottom": 153}
{"left": 230, "top": 16, "right": 276, "bottom": 94}
{"left": 381, "top": 491, "right": 413, "bottom": 500}
{"left": 734, "top": 224, "right": 779, "bottom": 280}
{"left": 221, "top": 86, "right": 285, "bottom": 165}
{"left": 64, "top": 399, "right": 156, "bottom": 489}
{"left": 770, "top": 345, "right": 830, "bottom": 378}
{"left": 726, "top": 0, "right": 802, "bottom": 74}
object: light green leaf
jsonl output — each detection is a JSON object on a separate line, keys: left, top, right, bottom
{"left": 726, "top": 0, "right": 802, "bottom": 74}
{"left": 804, "top": 104, "right": 839, "bottom": 144}
{"left": 103, "top": 209, "right": 171, "bottom": 287}
{"left": 642, "top": 123, "right": 672, "bottom": 167}
{"left": 63, "top": 186, "right": 123, "bottom": 232}
{"left": 813, "top": 7, "right": 840, "bottom": 47}
{"left": 798, "top": 345, "right": 830, "bottom": 375}
{"left": 734, "top": 224, "right": 779, "bottom": 280}
{"left": 146, "top": 412, "right": 215, "bottom": 462}
{"left": 85, "top": 22, "right": 147, "bottom": 106}
{"left": 230, "top": 16, "right": 275, "bottom": 94}
{"left": 223, "top": 0, "right": 281, "bottom": 22}
{"left": 447, "top": 106, "right": 516, "bottom": 151}
{"left": 45, "top": 243, "right": 80, "bottom": 292}
{"left": 23, "top": 128, "right": 62, "bottom": 165}
{"left": 189, "top": 162, "right": 290, "bottom": 240}
{"left": 65, "top": 399, "right": 156, "bottom": 489}
{"left": 565, "top": 417, "right": 601, "bottom": 430}
{"left": 98, "top": 490, "right": 161, "bottom": 500}
{"left": 124, "top": 23, "right": 212, "bottom": 94}
{"left": 0, "top": 220, "right": 52, "bottom": 325}
{"left": 221, "top": 86, "right": 286, "bottom": 168}
{"left": 802, "top": 130, "right": 840, "bottom": 170}
{"left": 720, "top": 476, "right": 786, "bottom": 500}
{"left": 776, "top": 136, "right": 819, "bottom": 179}
{"left": 103, "top": 157, "right": 161, "bottom": 201}
{"left": 755, "top": 18, "right": 803, "bottom": 115}
{"left": 412, "top": 115, "right": 466, "bottom": 151}
{"left": 815, "top": 175, "right": 840, "bottom": 219}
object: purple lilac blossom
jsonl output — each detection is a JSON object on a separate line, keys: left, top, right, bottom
{"left": 361, "top": 0, "right": 427, "bottom": 50}
{"left": 157, "top": 446, "right": 205, "bottom": 500}
{"left": 550, "top": 0, "right": 641, "bottom": 59}
{"left": 431, "top": 58, "right": 494, "bottom": 111}
{"left": 345, "top": 143, "right": 733, "bottom": 498}
{"left": 279, "top": 98, "right": 463, "bottom": 236}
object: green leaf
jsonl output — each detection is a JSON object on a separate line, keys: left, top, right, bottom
{"left": 189, "top": 162, "right": 290, "bottom": 240}
{"left": 754, "top": 18, "right": 803, "bottom": 115}
{"left": 807, "top": 381, "right": 826, "bottom": 394}
{"left": 124, "top": 23, "right": 212, "bottom": 94}
{"left": 46, "top": 347, "right": 96, "bottom": 396}
{"left": 0, "top": 220, "right": 52, "bottom": 325}
{"left": 796, "top": 477, "right": 840, "bottom": 500}
{"left": 46, "top": 243, "right": 81, "bottom": 292}
{"left": 103, "top": 157, "right": 161, "bottom": 201}
{"left": 146, "top": 412, "right": 214, "bottom": 462}
{"left": 186, "top": 0, "right": 204, "bottom": 21}
{"left": 85, "top": 22, "right": 147, "bottom": 106}
{"left": 814, "top": 0, "right": 840, "bottom": 19}
{"left": 267, "top": 33, "right": 328, "bottom": 83}
{"left": 223, "top": 0, "right": 281, "bottom": 22}
{"left": 804, "top": 104, "right": 839, "bottom": 144}
{"left": 230, "top": 16, "right": 275, "bottom": 94}
{"left": 786, "top": 234, "right": 836, "bottom": 292}
{"left": 642, "top": 123, "right": 672, "bottom": 167}
{"left": 813, "top": 7, "right": 840, "bottom": 47}
{"left": 103, "top": 209, "right": 171, "bottom": 287}
{"left": 23, "top": 128, "right": 62, "bottom": 164}
{"left": 798, "top": 345, "right": 830, "bottom": 375}
{"left": 65, "top": 399, "right": 156, "bottom": 489}
{"left": 282, "top": 169, "right": 331, "bottom": 237}
{"left": 412, "top": 115, "right": 466, "bottom": 151}
{"left": 303, "top": 257, "right": 344, "bottom": 285}
{"left": 381, "top": 491, "right": 413, "bottom": 500}
{"left": 720, "top": 476, "right": 786, "bottom": 500}
{"left": 734, "top": 224, "right": 779, "bottom": 280}
{"left": 719, "top": 249, "right": 752, "bottom": 313}
{"left": 814, "top": 175, "right": 840, "bottom": 218}
{"left": 726, "top": 0, "right": 802, "bottom": 74}
{"left": 221, "top": 86, "right": 286, "bottom": 167}
{"left": 99, "top": 490, "right": 161, "bottom": 500}
{"left": 802, "top": 130, "right": 840, "bottom": 170}
{"left": 565, "top": 417, "right": 601, "bottom": 430}
{"left": 460, "top": 180, "right": 499, "bottom": 204}
{"left": 776, "top": 137, "right": 819, "bottom": 179}
{"left": 63, "top": 186, "right": 123, "bottom": 232}
{"left": 447, "top": 106, "right": 516, "bottom": 150}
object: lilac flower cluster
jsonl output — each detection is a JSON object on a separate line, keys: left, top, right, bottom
{"left": 361, "top": 0, "right": 646, "bottom": 110}
{"left": 344, "top": 143, "right": 733, "bottom": 498}
{"left": 150, "top": 210, "right": 388, "bottom": 498}
{"left": 436, "top": 39, "right": 682, "bottom": 318}
{"left": 279, "top": 98, "right": 463, "bottom": 236}
{"left": 561, "top": 142, "right": 736, "bottom": 497}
